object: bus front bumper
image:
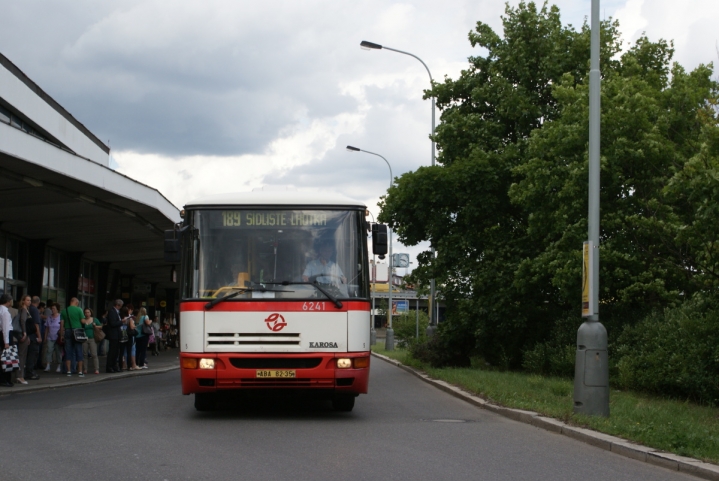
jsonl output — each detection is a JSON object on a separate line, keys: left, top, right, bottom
{"left": 180, "top": 352, "right": 370, "bottom": 395}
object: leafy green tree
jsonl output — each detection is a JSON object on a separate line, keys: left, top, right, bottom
{"left": 380, "top": 2, "right": 620, "bottom": 367}
{"left": 511, "top": 39, "right": 717, "bottom": 312}
{"left": 664, "top": 123, "right": 719, "bottom": 295}
{"left": 393, "top": 309, "right": 430, "bottom": 349}
{"left": 379, "top": 1, "right": 719, "bottom": 369}
{"left": 511, "top": 36, "right": 717, "bottom": 375}
{"left": 375, "top": 298, "right": 388, "bottom": 317}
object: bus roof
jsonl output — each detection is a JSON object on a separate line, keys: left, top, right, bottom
{"left": 185, "top": 190, "right": 367, "bottom": 209}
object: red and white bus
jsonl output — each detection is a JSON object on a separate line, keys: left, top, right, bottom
{"left": 166, "top": 191, "right": 387, "bottom": 411}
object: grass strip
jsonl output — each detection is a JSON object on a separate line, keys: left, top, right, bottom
{"left": 372, "top": 344, "right": 719, "bottom": 463}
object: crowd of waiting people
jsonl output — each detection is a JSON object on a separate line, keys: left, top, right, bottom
{"left": 1, "top": 295, "right": 175, "bottom": 387}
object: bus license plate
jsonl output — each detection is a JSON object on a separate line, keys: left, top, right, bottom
{"left": 256, "top": 370, "right": 296, "bottom": 378}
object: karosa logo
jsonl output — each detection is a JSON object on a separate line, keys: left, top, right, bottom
{"left": 309, "top": 342, "right": 338, "bottom": 348}
{"left": 264, "top": 313, "right": 287, "bottom": 332}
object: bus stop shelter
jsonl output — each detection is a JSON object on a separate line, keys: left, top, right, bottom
{"left": 0, "top": 52, "right": 180, "bottom": 315}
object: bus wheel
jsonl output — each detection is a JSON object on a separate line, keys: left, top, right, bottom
{"left": 332, "top": 395, "right": 355, "bottom": 412}
{"left": 194, "top": 393, "right": 217, "bottom": 412}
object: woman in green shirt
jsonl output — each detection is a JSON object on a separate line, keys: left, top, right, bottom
{"left": 81, "top": 308, "right": 102, "bottom": 374}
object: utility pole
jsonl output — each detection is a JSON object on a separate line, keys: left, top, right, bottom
{"left": 574, "top": 0, "right": 609, "bottom": 418}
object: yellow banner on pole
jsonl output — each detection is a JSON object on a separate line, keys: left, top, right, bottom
{"left": 582, "top": 241, "right": 594, "bottom": 317}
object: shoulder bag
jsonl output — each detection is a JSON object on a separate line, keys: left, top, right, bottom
{"left": 65, "top": 308, "right": 87, "bottom": 344}
{"left": 1, "top": 345, "right": 20, "bottom": 372}
{"left": 141, "top": 316, "right": 153, "bottom": 335}
{"left": 73, "top": 328, "right": 88, "bottom": 344}
{"left": 11, "top": 311, "right": 21, "bottom": 332}
{"left": 94, "top": 323, "right": 106, "bottom": 342}
{"left": 10, "top": 312, "right": 23, "bottom": 342}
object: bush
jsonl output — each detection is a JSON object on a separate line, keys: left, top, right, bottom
{"left": 522, "top": 314, "right": 579, "bottom": 377}
{"left": 614, "top": 296, "right": 719, "bottom": 405}
{"left": 392, "top": 310, "right": 430, "bottom": 348}
{"left": 410, "top": 335, "right": 470, "bottom": 368}
{"left": 523, "top": 342, "right": 576, "bottom": 378}
{"left": 409, "top": 312, "right": 475, "bottom": 368}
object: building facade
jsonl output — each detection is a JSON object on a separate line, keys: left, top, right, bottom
{"left": 0, "top": 52, "right": 180, "bottom": 318}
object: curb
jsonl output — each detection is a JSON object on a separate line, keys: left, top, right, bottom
{"left": 372, "top": 351, "right": 719, "bottom": 481}
{"left": 0, "top": 365, "right": 179, "bottom": 396}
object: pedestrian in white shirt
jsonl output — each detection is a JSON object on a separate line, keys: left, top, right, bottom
{"left": 1, "top": 293, "right": 15, "bottom": 387}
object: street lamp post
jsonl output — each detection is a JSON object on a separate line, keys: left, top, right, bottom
{"left": 347, "top": 145, "right": 395, "bottom": 351}
{"left": 360, "top": 40, "right": 438, "bottom": 336}
{"left": 573, "top": 0, "right": 609, "bottom": 417}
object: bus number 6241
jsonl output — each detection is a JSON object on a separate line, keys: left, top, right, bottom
{"left": 303, "top": 301, "right": 326, "bottom": 311}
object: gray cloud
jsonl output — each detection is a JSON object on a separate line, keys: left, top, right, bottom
{"left": 2, "top": 1, "right": 407, "bottom": 156}
{"left": 4, "top": 0, "right": 715, "bottom": 272}
{"left": 4, "top": 0, "right": 708, "bottom": 161}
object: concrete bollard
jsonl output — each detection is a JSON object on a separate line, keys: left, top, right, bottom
{"left": 385, "top": 328, "right": 394, "bottom": 351}
{"left": 573, "top": 320, "right": 609, "bottom": 417}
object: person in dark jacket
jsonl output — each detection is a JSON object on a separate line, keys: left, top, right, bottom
{"left": 105, "top": 299, "right": 123, "bottom": 373}
{"left": 25, "top": 296, "right": 42, "bottom": 380}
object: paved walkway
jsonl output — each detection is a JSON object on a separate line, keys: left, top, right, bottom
{"left": 0, "top": 346, "right": 180, "bottom": 395}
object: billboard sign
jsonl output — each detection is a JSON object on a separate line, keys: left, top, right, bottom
{"left": 392, "top": 300, "right": 409, "bottom": 315}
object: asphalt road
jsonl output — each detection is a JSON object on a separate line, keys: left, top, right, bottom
{"left": 0, "top": 358, "right": 696, "bottom": 481}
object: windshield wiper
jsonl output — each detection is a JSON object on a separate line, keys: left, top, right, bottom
{"left": 205, "top": 289, "right": 244, "bottom": 310}
{"left": 204, "top": 286, "right": 292, "bottom": 310}
{"left": 264, "top": 281, "right": 343, "bottom": 309}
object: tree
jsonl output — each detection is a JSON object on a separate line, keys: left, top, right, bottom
{"left": 393, "top": 309, "right": 430, "bottom": 349}
{"left": 511, "top": 39, "right": 717, "bottom": 311}
{"left": 664, "top": 122, "right": 719, "bottom": 294}
{"left": 379, "top": 1, "right": 719, "bottom": 368}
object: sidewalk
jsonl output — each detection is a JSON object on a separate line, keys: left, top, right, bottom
{"left": 0, "top": 346, "right": 180, "bottom": 395}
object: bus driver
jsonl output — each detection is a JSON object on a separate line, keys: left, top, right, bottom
{"left": 302, "top": 241, "right": 346, "bottom": 287}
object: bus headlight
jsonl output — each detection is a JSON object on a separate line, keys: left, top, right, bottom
{"left": 199, "top": 358, "right": 215, "bottom": 369}
{"left": 336, "top": 358, "right": 352, "bottom": 369}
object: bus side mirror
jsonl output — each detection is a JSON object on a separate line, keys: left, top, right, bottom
{"left": 164, "top": 230, "right": 180, "bottom": 263}
{"left": 372, "top": 224, "right": 388, "bottom": 259}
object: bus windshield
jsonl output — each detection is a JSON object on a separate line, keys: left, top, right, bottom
{"left": 181, "top": 209, "right": 368, "bottom": 301}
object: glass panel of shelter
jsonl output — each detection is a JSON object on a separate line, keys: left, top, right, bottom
{"left": 0, "top": 233, "right": 28, "bottom": 299}
{"left": 43, "top": 248, "right": 68, "bottom": 308}
{"left": 0, "top": 235, "right": 5, "bottom": 278}
{"left": 78, "top": 259, "right": 96, "bottom": 312}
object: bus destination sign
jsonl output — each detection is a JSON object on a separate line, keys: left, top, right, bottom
{"left": 220, "top": 211, "right": 327, "bottom": 228}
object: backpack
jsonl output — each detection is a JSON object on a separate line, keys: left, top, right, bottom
{"left": 10, "top": 311, "right": 23, "bottom": 341}
{"left": 119, "top": 325, "right": 129, "bottom": 343}
{"left": 11, "top": 311, "right": 21, "bottom": 332}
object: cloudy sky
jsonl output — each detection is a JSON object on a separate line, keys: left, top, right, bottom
{"left": 1, "top": 0, "right": 717, "bottom": 271}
